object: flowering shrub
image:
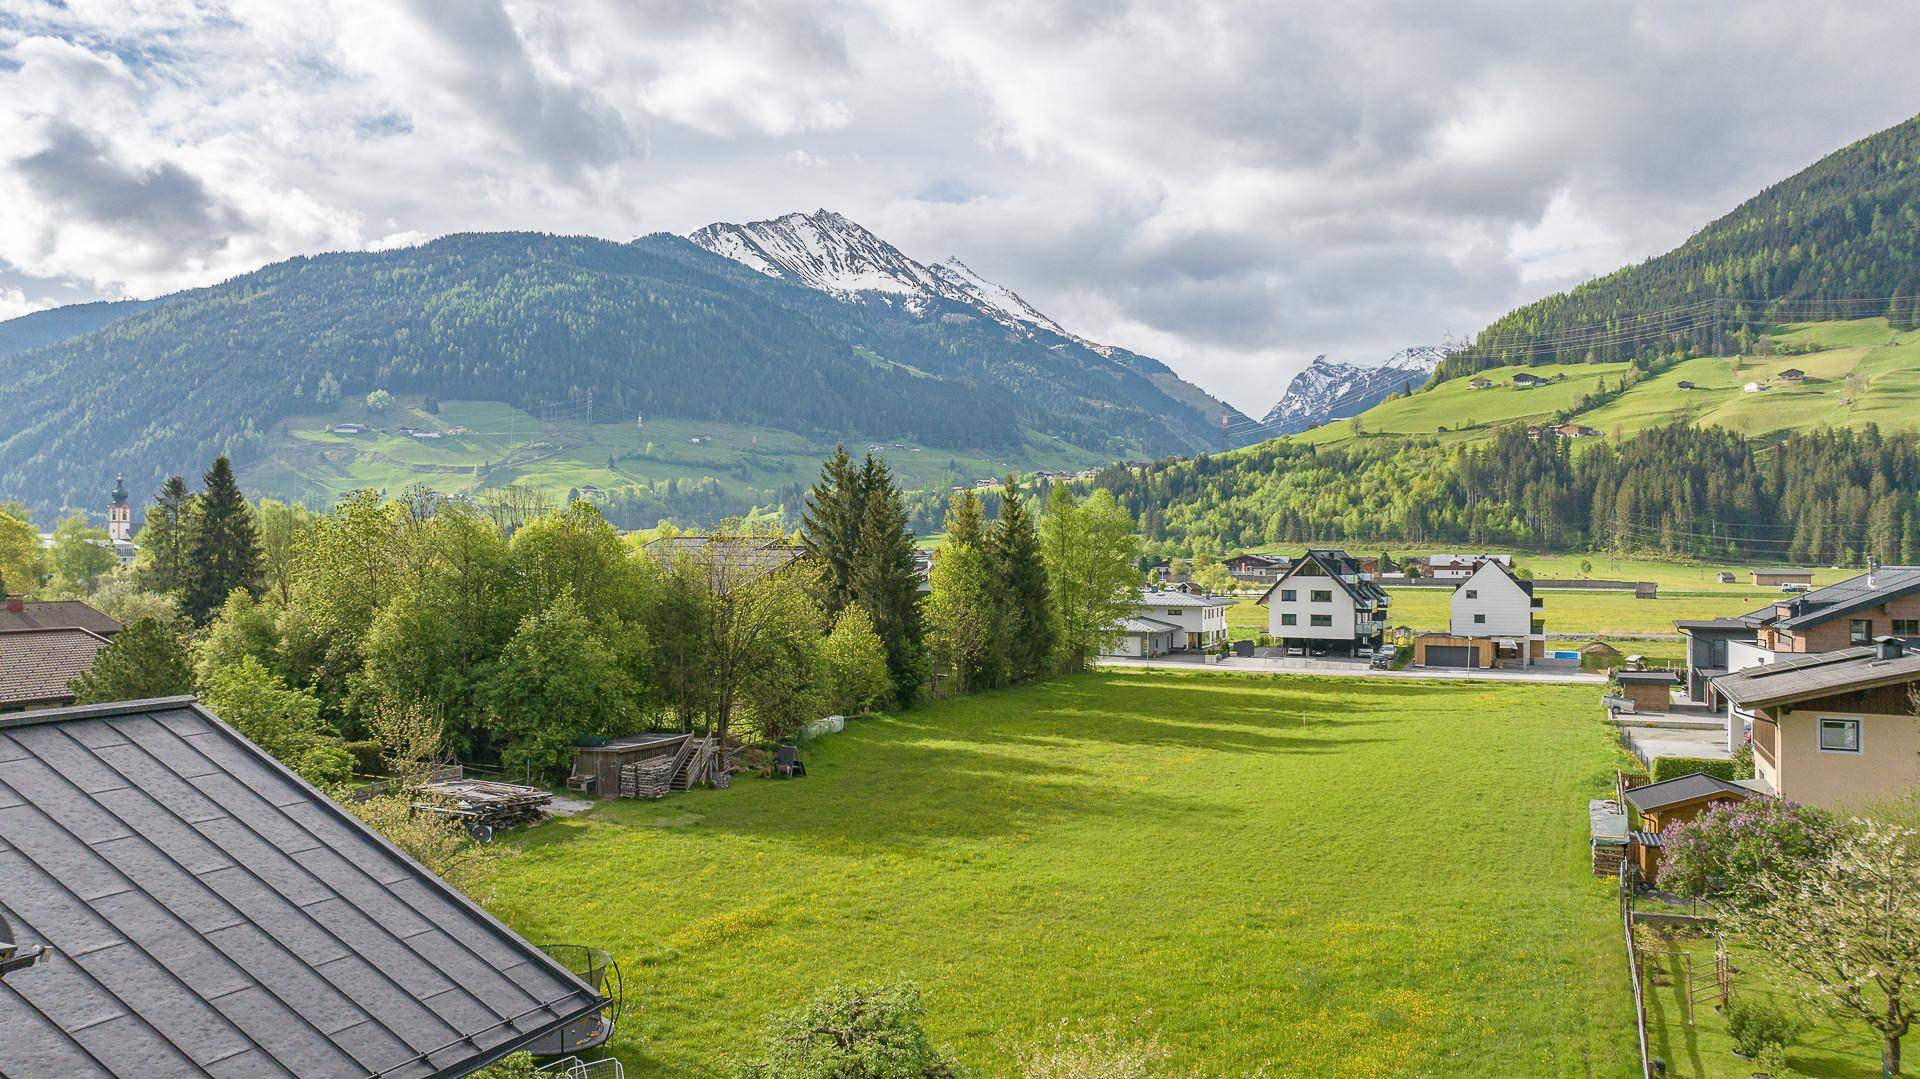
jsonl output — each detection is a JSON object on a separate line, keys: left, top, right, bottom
{"left": 1657, "top": 798, "right": 1836, "bottom": 900}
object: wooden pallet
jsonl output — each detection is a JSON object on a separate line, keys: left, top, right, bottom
{"left": 619, "top": 757, "right": 677, "bottom": 799}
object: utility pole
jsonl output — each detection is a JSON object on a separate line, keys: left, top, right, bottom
{"left": 1220, "top": 412, "right": 1230, "bottom": 453}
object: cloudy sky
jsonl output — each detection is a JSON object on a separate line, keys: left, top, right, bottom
{"left": 3, "top": 1, "right": 1919, "bottom": 412}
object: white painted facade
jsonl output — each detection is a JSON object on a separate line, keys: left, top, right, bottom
{"left": 1260, "top": 551, "right": 1390, "bottom": 650}
{"left": 1133, "top": 590, "right": 1230, "bottom": 650}
{"left": 1449, "top": 562, "right": 1536, "bottom": 638}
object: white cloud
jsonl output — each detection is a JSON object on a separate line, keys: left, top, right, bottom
{"left": 2, "top": 0, "right": 1917, "bottom": 412}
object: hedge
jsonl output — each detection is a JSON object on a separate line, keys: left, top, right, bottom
{"left": 1649, "top": 756, "right": 1740, "bottom": 783}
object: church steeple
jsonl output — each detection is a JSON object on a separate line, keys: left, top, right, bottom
{"left": 107, "top": 473, "right": 132, "bottom": 542}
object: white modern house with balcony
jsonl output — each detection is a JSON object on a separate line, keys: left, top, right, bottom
{"left": 1104, "top": 587, "right": 1232, "bottom": 656}
{"left": 1256, "top": 548, "right": 1391, "bottom": 655}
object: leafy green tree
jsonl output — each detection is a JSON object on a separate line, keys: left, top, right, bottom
{"left": 135, "top": 475, "right": 194, "bottom": 595}
{"left": 821, "top": 606, "right": 893, "bottom": 714}
{"left": 987, "top": 478, "right": 1055, "bottom": 683}
{"left": 256, "top": 498, "right": 315, "bottom": 607}
{"left": 182, "top": 456, "right": 262, "bottom": 622}
{"left": 507, "top": 500, "right": 636, "bottom": 622}
{"left": 196, "top": 589, "right": 290, "bottom": 686}
{"left": 69, "top": 617, "right": 194, "bottom": 703}
{"left": 738, "top": 587, "right": 829, "bottom": 743}
{"left": 85, "top": 577, "right": 182, "bottom": 628}
{"left": 1040, "top": 488, "right": 1140, "bottom": 672}
{"left": 801, "top": 445, "right": 865, "bottom": 617}
{"left": 365, "top": 388, "right": 394, "bottom": 412}
{"left": 479, "top": 595, "right": 637, "bottom": 775}
{"left": 47, "top": 512, "right": 116, "bottom": 593}
{"left": 851, "top": 457, "right": 927, "bottom": 705}
{"left": 201, "top": 656, "right": 349, "bottom": 785}
{"left": 0, "top": 504, "right": 43, "bottom": 595}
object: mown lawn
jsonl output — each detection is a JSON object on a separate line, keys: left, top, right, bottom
{"left": 1643, "top": 935, "right": 1883, "bottom": 1077}
{"left": 1228, "top": 586, "right": 1777, "bottom": 642}
{"left": 486, "top": 671, "right": 1635, "bottom": 1076}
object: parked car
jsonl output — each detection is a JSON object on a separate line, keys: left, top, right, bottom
{"left": 1369, "top": 644, "right": 1398, "bottom": 670}
{"left": 1781, "top": 583, "right": 1811, "bottom": 593}
{"left": 1286, "top": 645, "right": 1305, "bottom": 657}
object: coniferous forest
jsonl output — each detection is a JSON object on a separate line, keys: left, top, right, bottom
{"left": 1438, "top": 116, "right": 1920, "bottom": 380}
{"left": 1092, "top": 423, "right": 1920, "bottom": 565}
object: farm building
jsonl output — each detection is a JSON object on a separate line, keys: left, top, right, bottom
{"left": 1749, "top": 568, "right": 1815, "bottom": 588}
{"left": 569, "top": 732, "right": 703, "bottom": 796}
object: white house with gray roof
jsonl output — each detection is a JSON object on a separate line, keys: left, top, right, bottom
{"left": 1103, "top": 588, "right": 1230, "bottom": 655}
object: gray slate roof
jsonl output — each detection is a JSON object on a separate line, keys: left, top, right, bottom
{"left": 1614, "top": 669, "right": 1680, "bottom": 685}
{"left": 1713, "top": 644, "right": 1920, "bottom": 708}
{"left": 1623, "top": 773, "right": 1753, "bottom": 813}
{"left": 0, "top": 697, "right": 605, "bottom": 1078}
{"left": 1743, "top": 566, "right": 1920, "bottom": 630}
{"left": 0, "top": 628, "right": 111, "bottom": 707}
{"left": 0, "top": 600, "right": 123, "bottom": 638}
{"left": 1120, "top": 616, "right": 1180, "bottom": 634}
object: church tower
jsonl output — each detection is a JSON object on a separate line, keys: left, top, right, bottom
{"left": 108, "top": 474, "right": 132, "bottom": 542}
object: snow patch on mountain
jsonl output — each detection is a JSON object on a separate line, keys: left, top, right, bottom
{"left": 1259, "top": 345, "right": 1452, "bottom": 434}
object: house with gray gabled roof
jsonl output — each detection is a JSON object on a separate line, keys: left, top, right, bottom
{"left": 1256, "top": 548, "right": 1391, "bottom": 655}
{"left": 1713, "top": 637, "right": 1920, "bottom": 807}
{"left": 0, "top": 597, "right": 122, "bottom": 638}
{"left": 0, "top": 628, "right": 111, "bottom": 712}
{"left": 0, "top": 696, "right": 616, "bottom": 1078}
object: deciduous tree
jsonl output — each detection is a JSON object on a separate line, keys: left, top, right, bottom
{"left": 1040, "top": 488, "right": 1140, "bottom": 672}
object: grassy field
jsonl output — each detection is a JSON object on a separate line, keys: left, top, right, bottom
{"left": 1296, "top": 319, "right": 1920, "bottom": 450}
{"left": 487, "top": 671, "right": 1635, "bottom": 1076}
{"left": 1643, "top": 935, "right": 1881, "bottom": 1077}
{"left": 244, "top": 395, "right": 1102, "bottom": 510}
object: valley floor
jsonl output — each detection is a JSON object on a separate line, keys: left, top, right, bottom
{"left": 487, "top": 670, "right": 1635, "bottom": 1076}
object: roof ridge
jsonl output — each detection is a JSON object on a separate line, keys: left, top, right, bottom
{"left": 0, "top": 694, "right": 200, "bottom": 730}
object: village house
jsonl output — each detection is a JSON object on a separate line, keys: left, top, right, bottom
{"left": 1223, "top": 552, "right": 1290, "bottom": 586}
{"left": 1468, "top": 377, "right": 1493, "bottom": 389}
{"left": 1256, "top": 548, "right": 1391, "bottom": 656}
{"left": 1713, "top": 638, "right": 1920, "bottom": 807}
{"left": 1424, "top": 553, "right": 1512, "bottom": 580}
{"left": 329, "top": 421, "right": 366, "bottom": 435}
{"left": 1552, "top": 422, "right": 1602, "bottom": 439}
{"left": 1743, "top": 381, "right": 1768, "bottom": 393}
{"left": 1776, "top": 367, "right": 1807, "bottom": 384}
{"left": 1102, "top": 588, "right": 1230, "bottom": 656}
{"left": 1676, "top": 380, "right": 1696, "bottom": 390}
{"left": 0, "top": 596, "right": 122, "bottom": 638}
{"left": 1414, "top": 559, "right": 1544, "bottom": 669}
{"left": 0, "top": 627, "right": 111, "bottom": 711}
{"left": 1511, "top": 372, "right": 1552, "bottom": 388}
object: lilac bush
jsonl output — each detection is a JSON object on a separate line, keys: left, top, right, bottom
{"left": 1657, "top": 798, "right": 1837, "bottom": 900}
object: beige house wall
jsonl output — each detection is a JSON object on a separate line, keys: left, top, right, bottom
{"left": 1767, "top": 705, "right": 1920, "bottom": 809}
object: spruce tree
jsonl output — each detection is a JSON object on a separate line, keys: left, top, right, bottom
{"left": 138, "top": 475, "right": 194, "bottom": 596}
{"left": 851, "top": 458, "right": 927, "bottom": 705}
{"left": 986, "top": 477, "right": 1055, "bottom": 681}
{"left": 183, "top": 456, "right": 262, "bottom": 622}
{"left": 801, "top": 446, "right": 865, "bottom": 616}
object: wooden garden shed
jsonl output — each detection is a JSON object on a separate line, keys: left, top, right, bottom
{"left": 570, "top": 732, "right": 693, "bottom": 796}
{"left": 1622, "top": 773, "right": 1753, "bottom": 881}
{"left": 1613, "top": 669, "right": 1679, "bottom": 713}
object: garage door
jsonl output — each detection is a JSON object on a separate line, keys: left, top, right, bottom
{"left": 1426, "top": 645, "right": 1477, "bottom": 668}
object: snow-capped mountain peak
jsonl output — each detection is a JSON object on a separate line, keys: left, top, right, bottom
{"left": 1259, "top": 344, "right": 1452, "bottom": 434}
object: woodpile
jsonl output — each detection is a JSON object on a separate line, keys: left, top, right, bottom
{"left": 620, "top": 757, "right": 677, "bottom": 799}
{"left": 414, "top": 779, "right": 553, "bottom": 829}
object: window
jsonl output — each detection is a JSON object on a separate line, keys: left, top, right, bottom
{"left": 1310, "top": 589, "right": 1332, "bottom": 603}
{"left": 1310, "top": 614, "right": 1333, "bottom": 627}
{"left": 1705, "top": 638, "right": 1728, "bottom": 668}
{"left": 1280, "top": 589, "right": 1296, "bottom": 602}
{"left": 1473, "top": 613, "right": 1486, "bottom": 624}
{"left": 1280, "top": 613, "right": 1297, "bottom": 626}
{"left": 1464, "top": 589, "right": 1478, "bottom": 599}
{"left": 1851, "top": 619, "right": 1873, "bottom": 645}
{"left": 1896, "top": 619, "right": 1920, "bottom": 636}
{"left": 1166, "top": 608, "right": 1184, "bottom": 616}
{"left": 1819, "top": 718, "right": 1862, "bottom": 753}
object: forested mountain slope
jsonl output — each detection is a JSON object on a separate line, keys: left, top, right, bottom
{"left": 1095, "top": 422, "right": 1920, "bottom": 564}
{"left": 1440, "top": 113, "right": 1920, "bottom": 380}
{"left": 0, "top": 230, "right": 1226, "bottom": 517}
{"left": 0, "top": 298, "right": 153, "bottom": 360}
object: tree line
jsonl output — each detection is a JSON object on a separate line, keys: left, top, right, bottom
{"left": 32, "top": 445, "right": 1142, "bottom": 790}
{"left": 1087, "top": 422, "right": 1920, "bottom": 566}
